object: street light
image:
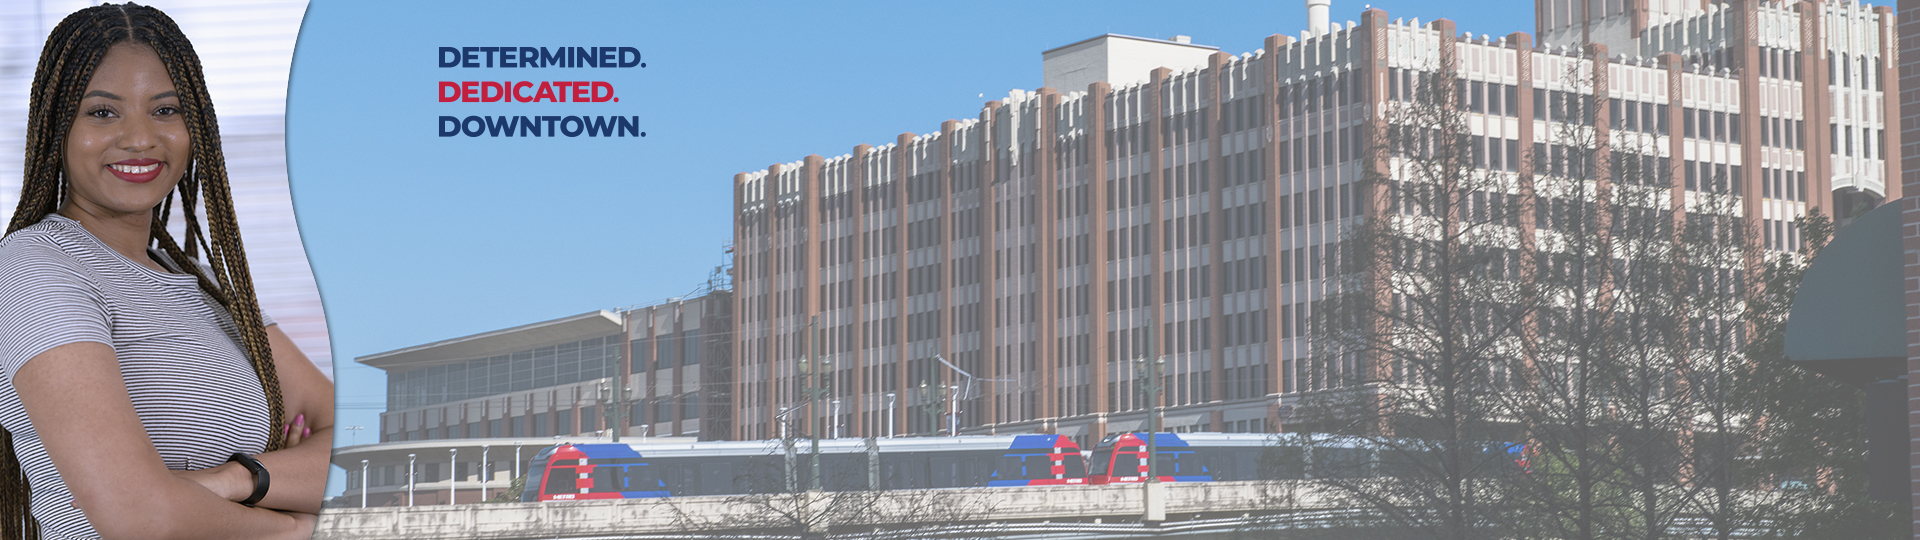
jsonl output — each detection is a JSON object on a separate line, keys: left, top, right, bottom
{"left": 406, "top": 453, "right": 416, "bottom": 507}
{"left": 449, "top": 448, "right": 458, "bottom": 505}
{"left": 359, "top": 459, "right": 369, "bottom": 509}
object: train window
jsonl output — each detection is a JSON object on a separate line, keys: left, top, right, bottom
{"left": 1060, "top": 453, "right": 1087, "bottom": 477}
{"left": 1091, "top": 451, "right": 1111, "bottom": 476}
{"left": 627, "top": 465, "right": 660, "bottom": 491}
{"left": 699, "top": 463, "right": 734, "bottom": 495}
{"left": 1022, "top": 456, "right": 1054, "bottom": 480}
{"left": 677, "top": 467, "right": 699, "bottom": 496}
{"left": 1112, "top": 453, "right": 1142, "bottom": 476}
{"left": 932, "top": 458, "right": 961, "bottom": 488}
{"left": 1319, "top": 448, "right": 1368, "bottom": 478}
{"left": 1259, "top": 446, "right": 1307, "bottom": 480}
{"left": 590, "top": 465, "right": 626, "bottom": 493}
{"left": 1154, "top": 453, "right": 1177, "bottom": 475}
{"left": 994, "top": 455, "right": 1023, "bottom": 479}
{"left": 543, "top": 467, "right": 578, "bottom": 495}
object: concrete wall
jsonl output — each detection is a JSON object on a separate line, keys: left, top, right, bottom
{"left": 313, "top": 481, "right": 1336, "bottom": 540}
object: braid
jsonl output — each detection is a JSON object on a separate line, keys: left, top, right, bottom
{"left": 3, "top": 4, "right": 288, "bottom": 535}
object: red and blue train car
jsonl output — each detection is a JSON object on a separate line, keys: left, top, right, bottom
{"left": 523, "top": 432, "right": 1523, "bottom": 501}
{"left": 984, "top": 434, "right": 1087, "bottom": 487}
{"left": 523, "top": 434, "right": 1088, "bottom": 502}
{"left": 524, "top": 443, "right": 669, "bottom": 501}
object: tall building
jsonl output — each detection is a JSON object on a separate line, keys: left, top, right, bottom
{"left": 730, "top": 0, "right": 1895, "bottom": 447}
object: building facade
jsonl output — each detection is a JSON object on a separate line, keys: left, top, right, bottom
{"left": 731, "top": 0, "right": 1896, "bottom": 448}
{"left": 344, "top": 290, "right": 732, "bottom": 505}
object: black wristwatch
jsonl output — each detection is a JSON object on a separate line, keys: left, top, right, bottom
{"left": 227, "top": 452, "right": 270, "bottom": 507}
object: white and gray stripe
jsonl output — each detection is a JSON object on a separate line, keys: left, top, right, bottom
{"left": 0, "top": 214, "right": 270, "bottom": 539}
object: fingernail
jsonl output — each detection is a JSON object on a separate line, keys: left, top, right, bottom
{"left": 295, "top": 413, "right": 305, "bottom": 425}
{"left": 283, "top": 424, "right": 291, "bottom": 434}
{"left": 303, "top": 426, "right": 311, "bottom": 437}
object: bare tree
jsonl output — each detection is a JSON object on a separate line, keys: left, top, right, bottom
{"left": 1290, "top": 50, "right": 1535, "bottom": 540}
{"left": 1290, "top": 48, "right": 1881, "bottom": 540}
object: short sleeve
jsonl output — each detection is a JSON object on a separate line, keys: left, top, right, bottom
{"left": 0, "top": 244, "right": 111, "bottom": 381}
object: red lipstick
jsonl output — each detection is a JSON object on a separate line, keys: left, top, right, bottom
{"left": 107, "top": 158, "right": 163, "bottom": 183}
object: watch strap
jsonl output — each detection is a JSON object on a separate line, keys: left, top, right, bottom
{"left": 227, "top": 452, "right": 270, "bottom": 507}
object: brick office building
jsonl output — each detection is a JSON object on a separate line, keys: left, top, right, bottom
{"left": 731, "top": 0, "right": 1896, "bottom": 448}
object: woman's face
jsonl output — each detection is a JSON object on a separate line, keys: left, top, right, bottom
{"left": 62, "top": 42, "right": 190, "bottom": 220}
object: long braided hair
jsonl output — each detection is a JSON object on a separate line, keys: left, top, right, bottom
{"left": 2, "top": 4, "right": 285, "bottom": 536}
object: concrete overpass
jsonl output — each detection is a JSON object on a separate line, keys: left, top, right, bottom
{"left": 312, "top": 481, "right": 1342, "bottom": 540}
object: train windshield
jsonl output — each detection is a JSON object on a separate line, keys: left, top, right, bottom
{"left": 521, "top": 456, "right": 552, "bottom": 502}
{"left": 543, "top": 463, "right": 578, "bottom": 495}
{"left": 1091, "top": 451, "right": 1111, "bottom": 476}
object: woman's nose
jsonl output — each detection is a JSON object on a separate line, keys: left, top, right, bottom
{"left": 119, "top": 114, "right": 159, "bottom": 152}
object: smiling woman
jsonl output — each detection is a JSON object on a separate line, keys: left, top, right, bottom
{"left": 0, "top": 4, "right": 331, "bottom": 540}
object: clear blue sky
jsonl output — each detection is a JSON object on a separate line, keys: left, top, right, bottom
{"left": 290, "top": 0, "right": 1549, "bottom": 497}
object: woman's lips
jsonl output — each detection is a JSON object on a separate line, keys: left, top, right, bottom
{"left": 107, "top": 159, "right": 162, "bottom": 183}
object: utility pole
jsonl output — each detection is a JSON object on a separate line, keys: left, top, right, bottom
{"left": 448, "top": 448, "right": 458, "bottom": 505}
{"left": 801, "top": 315, "right": 824, "bottom": 491}
{"left": 1140, "top": 312, "right": 1165, "bottom": 522}
{"left": 609, "top": 309, "right": 632, "bottom": 443}
{"left": 407, "top": 453, "right": 416, "bottom": 507}
{"left": 918, "top": 380, "right": 936, "bottom": 434}
{"left": 929, "top": 354, "right": 1011, "bottom": 437}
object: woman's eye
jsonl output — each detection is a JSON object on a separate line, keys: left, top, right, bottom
{"left": 153, "top": 105, "right": 178, "bottom": 116}
{"left": 85, "top": 107, "right": 114, "bottom": 118}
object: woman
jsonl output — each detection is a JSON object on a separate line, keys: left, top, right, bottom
{"left": 0, "top": 4, "right": 332, "bottom": 539}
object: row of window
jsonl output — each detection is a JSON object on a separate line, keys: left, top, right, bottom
{"left": 1681, "top": 107, "right": 1741, "bottom": 143}
{"left": 389, "top": 396, "right": 702, "bottom": 444}
{"left": 1279, "top": 127, "right": 1363, "bottom": 171}
{"left": 1761, "top": 167, "right": 1807, "bottom": 202}
{"left": 1762, "top": 217, "right": 1805, "bottom": 253}
{"left": 1831, "top": 124, "right": 1886, "bottom": 160}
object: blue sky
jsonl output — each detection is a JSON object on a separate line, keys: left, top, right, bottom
{"left": 291, "top": 0, "right": 1546, "bottom": 496}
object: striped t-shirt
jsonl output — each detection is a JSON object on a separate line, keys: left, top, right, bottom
{"left": 0, "top": 214, "right": 272, "bottom": 539}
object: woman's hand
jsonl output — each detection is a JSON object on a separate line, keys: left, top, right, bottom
{"left": 282, "top": 413, "right": 311, "bottom": 448}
